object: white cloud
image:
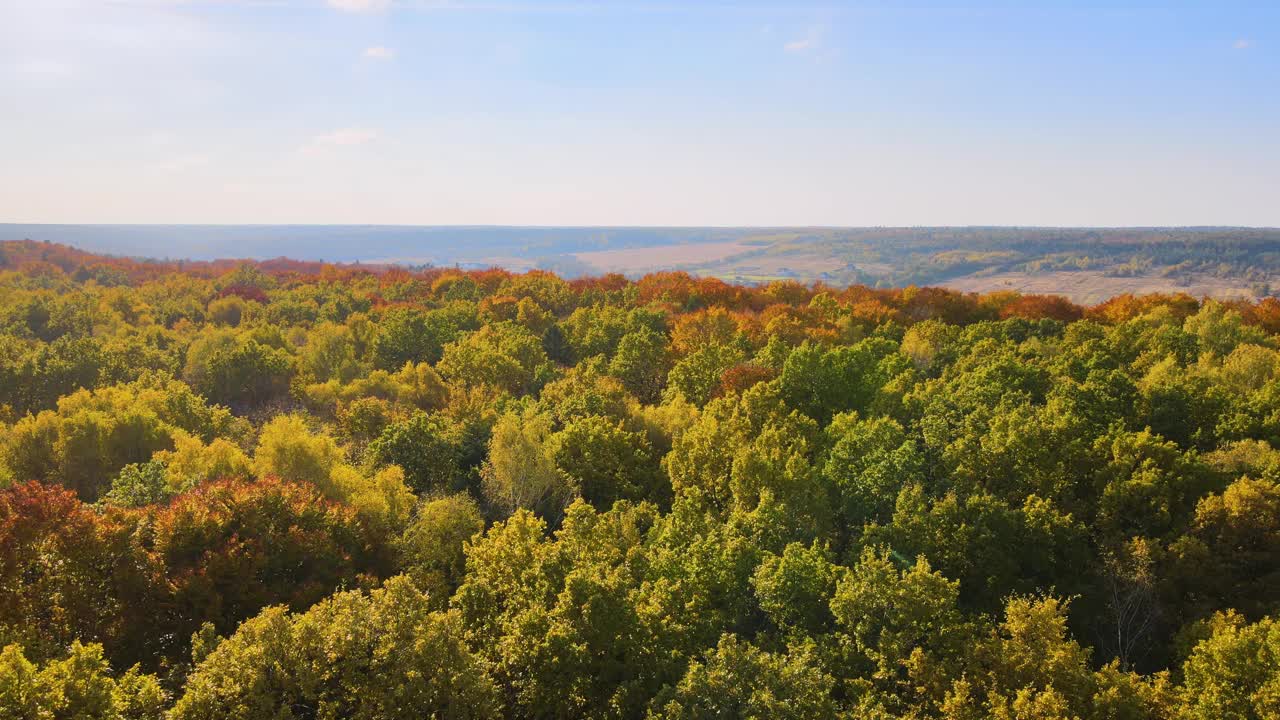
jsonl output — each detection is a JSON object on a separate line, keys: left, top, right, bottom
{"left": 1233, "top": 38, "right": 1252, "bottom": 50}
{"left": 364, "top": 46, "right": 394, "bottom": 59}
{"left": 328, "top": 0, "right": 390, "bottom": 13}
{"left": 301, "top": 127, "right": 379, "bottom": 155}
{"left": 784, "top": 26, "right": 823, "bottom": 54}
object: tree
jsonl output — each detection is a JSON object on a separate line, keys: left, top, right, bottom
{"left": 437, "top": 322, "right": 554, "bottom": 396}
{"left": 822, "top": 412, "right": 923, "bottom": 527}
{"left": 481, "top": 411, "right": 575, "bottom": 523}
{"left": 183, "top": 331, "right": 292, "bottom": 409}
{"left": 560, "top": 304, "right": 632, "bottom": 362}
{"left": 1169, "top": 476, "right": 1280, "bottom": 620}
{"left": 155, "top": 432, "right": 252, "bottom": 493}
{"left": 0, "top": 482, "right": 146, "bottom": 666}
{"left": 398, "top": 493, "right": 485, "bottom": 603}
{"left": 367, "top": 411, "right": 464, "bottom": 494}
{"left": 751, "top": 541, "right": 842, "bottom": 635}
{"left": 778, "top": 338, "right": 902, "bottom": 423}
{"left": 666, "top": 343, "right": 744, "bottom": 406}
{"left": 299, "top": 321, "right": 362, "bottom": 383}
{"left": 1178, "top": 612, "right": 1280, "bottom": 720}
{"left": 0, "top": 641, "right": 166, "bottom": 720}
{"left": 171, "top": 576, "right": 498, "bottom": 720}
{"left": 102, "top": 460, "right": 171, "bottom": 507}
{"left": 608, "top": 327, "right": 672, "bottom": 402}
{"left": 253, "top": 414, "right": 344, "bottom": 488}
{"left": 141, "top": 477, "right": 383, "bottom": 654}
{"left": 647, "top": 635, "right": 837, "bottom": 720}
{"left": 830, "top": 547, "right": 971, "bottom": 706}
{"left": 371, "top": 307, "right": 460, "bottom": 369}
{"left": 862, "top": 487, "right": 1089, "bottom": 613}
{"left": 3, "top": 402, "right": 176, "bottom": 501}
{"left": 551, "top": 415, "right": 663, "bottom": 508}
{"left": 537, "top": 367, "right": 634, "bottom": 427}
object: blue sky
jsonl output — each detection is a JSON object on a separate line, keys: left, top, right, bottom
{"left": 1, "top": 0, "right": 1275, "bottom": 226}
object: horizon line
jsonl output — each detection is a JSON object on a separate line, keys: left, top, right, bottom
{"left": 3, "top": 223, "right": 1279, "bottom": 231}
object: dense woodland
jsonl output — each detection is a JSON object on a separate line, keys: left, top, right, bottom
{"left": 3, "top": 239, "right": 1280, "bottom": 718}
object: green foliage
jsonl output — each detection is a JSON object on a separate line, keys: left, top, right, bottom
{"left": 184, "top": 330, "right": 293, "bottom": 408}
{"left": 647, "top": 635, "right": 837, "bottom": 719}
{"left": 438, "top": 321, "right": 553, "bottom": 395}
{"left": 5, "top": 245, "right": 1280, "bottom": 718}
{"left": 608, "top": 327, "right": 672, "bottom": 402}
{"left": 372, "top": 307, "right": 462, "bottom": 369}
{"left": 398, "top": 493, "right": 485, "bottom": 603}
{"left": 778, "top": 338, "right": 901, "bottom": 423}
{"left": 102, "top": 460, "right": 171, "bottom": 507}
{"left": 666, "top": 343, "right": 744, "bottom": 406}
{"left": 823, "top": 412, "right": 923, "bottom": 527}
{"left": 481, "top": 411, "right": 575, "bottom": 523}
{"left": 751, "top": 541, "right": 841, "bottom": 635}
{"left": 367, "top": 411, "right": 464, "bottom": 494}
{"left": 171, "top": 576, "right": 498, "bottom": 720}
{"left": 0, "top": 641, "right": 165, "bottom": 720}
{"left": 552, "top": 415, "right": 663, "bottom": 508}
{"left": 1178, "top": 612, "right": 1280, "bottom": 720}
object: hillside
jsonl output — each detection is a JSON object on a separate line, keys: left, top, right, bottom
{"left": 5, "top": 225, "right": 1279, "bottom": 303}
{"left": 2, "top": 241, "right": 1280, "bottom": 718}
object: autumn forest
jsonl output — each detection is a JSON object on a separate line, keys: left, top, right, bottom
{"left": 2, "top": 239, "right": 1280, "bottom": 719}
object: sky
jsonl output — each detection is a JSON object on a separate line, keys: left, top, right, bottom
{"left": 1, "top": 0, "right": 1276, "bottom": 226}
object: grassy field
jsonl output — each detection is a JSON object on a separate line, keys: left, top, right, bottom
{"left": 571, "top": 241, "right": 758, "bottom": 274}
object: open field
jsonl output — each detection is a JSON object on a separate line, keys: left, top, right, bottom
{"left": 572, "top": 241, "right": 759, "bottom": 274}
{"left": 938, "top": 270, "right": 1270, "bottom": 304}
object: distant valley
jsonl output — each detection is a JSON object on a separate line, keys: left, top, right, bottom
{"left": 3, "top": 224, "right": 1277, "bottom": 303}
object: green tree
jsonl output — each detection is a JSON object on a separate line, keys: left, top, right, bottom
{"left": 0, "top": 641, "right": 166, "bottom": 720}
{"left": 608, "top": 327, "right": 672, "bottom": 402}
{"left": 751, "top": 541, "right": 842, "bottom": 635}
{"left": 102, "top": 460, "right": 171, "bottom": 507}
{"left": 822, "top": 412, "right": 924, "bottom": 527}
{"left": 367, "top": 411, "right": 464, "bottom": 494}
{"left": 183, "top": 331, "right": 292, "bottom": 409}
{"left": 831, "top": 548, "right": 972, "bottom": 707}
{"left": 438, "top": 322, "right": 554, "bottom": 396}
{"left": 1169, "top": 476, "right": 1280, "bottom": 620}
{"left": 647, "top": 635, "right": 837, "bottom": 720}
{"left": 171, "top": 576, "right": 498, "bottom": 720}
{"left": 552, "top": 415, "right": 663, "bottom": 508}
{"left": 481, "top": 411, "right": 576, "bottom": 523}
{"left": 1178, "top": 612, "right": 1280, "bottom": 720}
{"left": 398, "top": 493, "right": 485, "bottom": 604}
{"left": 665, "top": 343, "right": 745, "bottom": 406}
{"left": 371, "top": 307, "right": 460, "bottom": 369}
{"left": 300, "top": 321, "right": 362, "bottom": 382}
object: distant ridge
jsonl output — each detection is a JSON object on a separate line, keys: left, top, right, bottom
{"left": 3, "top": 225, "right": 1278, "bottom": 302}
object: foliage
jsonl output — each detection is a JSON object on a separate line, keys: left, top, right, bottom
{"left": 0, "top": 641, "right": 165, "bottom": 720}
{"left": 170, "top": 576, "right": 498, "bottom": 719}
{"left": 3, "top": 241, "right": 1280, "bottom": 717}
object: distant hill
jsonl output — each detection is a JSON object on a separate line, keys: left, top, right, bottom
{"left": 3, "top": 224, "right": 1277, "bottom": 302}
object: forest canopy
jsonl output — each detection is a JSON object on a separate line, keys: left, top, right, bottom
{"left": 2, "top": 239, "right": 1280, "bottom": 719}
